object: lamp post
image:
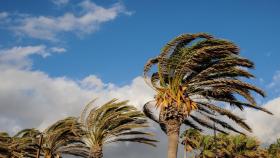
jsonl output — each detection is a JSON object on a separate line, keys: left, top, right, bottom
{"left": 213, "top": 112, "right": 217, "bottom": 158}
{"left": 36, "top": 134, "right": 43, "bottom": 158}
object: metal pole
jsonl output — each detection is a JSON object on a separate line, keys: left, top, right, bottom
{"left": 36, "top": 134, "right": 43, "bottom": 158}
{"left": 213, "top": 112, "right": 217, "bottom": 158}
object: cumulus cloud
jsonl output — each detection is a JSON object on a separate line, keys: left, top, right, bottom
{"left": 268, "top": 71, "right": 280, "bottom": 94}
{"left": 0, "top": 45, "right": 66, "bottom": 70}
{"left": 7, "top": 0, "right": 131, "bottom": 41}
{"left": 0, "top": 45, "right": 47, "bottom": 69}
{"left": 238, "top": 98, "right": 280, "bottom": 144}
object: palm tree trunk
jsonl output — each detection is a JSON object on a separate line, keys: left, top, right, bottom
{"left": 166, "top": 120, "right": 180, "bottom": 158}
{"left": 89, "top": 146, "right": 103, "bottom": 158}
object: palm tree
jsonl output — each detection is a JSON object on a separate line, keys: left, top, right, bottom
{"left": 228, "top": 135, "right": 268, "bottom": 158}
{"left": 180, "top": 128, "right": 202, "bottom": 158}
{"left": 195, "top": 133, "right": 234, "bottom": 158}
{"left": 198, "top": 135, "right": 216, "bottom": 158}
{"left": 0, "top": 132, "right": 12, "bottom": 158}
{"left": 143, "top": 33, "right": 271, "bottom": 158}
{"left": 40, "top": 117, "right": 88, "bottom": 158}
{"left": 1, "top": 124, "right": 85, "bottom": 158}
{"left": 268, "top": 138, "right": 280, "bottom": 158}
{"left": 0, "top": 130, "right": 38, "bottom": 158}
{"left": 194, "top": 133, "right": 268, "bottom": 158}
{"left": 79, "top": 99, "right": 158, "bottom": 158}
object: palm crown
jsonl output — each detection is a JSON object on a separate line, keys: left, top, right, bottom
{"left": 144, "top": 33, "right": 271, "bottom": 133}
{"left": 41, "top": 117, "right": 87, "bottom": 158}
{"left": 79, "top": 99, "right": 158, "bottom": 158}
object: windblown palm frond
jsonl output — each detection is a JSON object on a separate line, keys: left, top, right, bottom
{"left": 79, "top": 99, "right": 158, "bottom": 158}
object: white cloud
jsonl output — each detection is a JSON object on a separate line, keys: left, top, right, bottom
{"left": 268, "top": 71, "right": 280, "bottom": 88}
{"left": 267, "top": 70, "right": 280, "bottom": 96}
{"left": 0, "top": 45, "right": 47, "bottom": 69}
{"left": 238, "top": 98, "right": 280, "bottom": 144}
{"left": 0, "top": 12, "right": 8, "bottom": 19}
{"left": 0, "top": 45, "right": 66, "bottom": 70}
{"left": 51, "top": 0, "right": 69, "bottom": 6}
{"left": 11, "top": 1, "right": 130, "bottom": 41}
{"left": 50, "top": 47, "right": 66, "bottom": 53}
{"left": 80, "top": 75, "right": 106, "bottom": 90}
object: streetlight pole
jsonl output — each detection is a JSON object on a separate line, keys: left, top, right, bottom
{"left": 213, "top": 112, "right": 217, "bottom": 158}
{"left": 36, "top": 134, "right": 43, "bottom": 158}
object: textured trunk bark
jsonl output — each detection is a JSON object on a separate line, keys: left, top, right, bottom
{"left": 160, "top": 106, "right": 184, "bottom": 158}
{"left": 89, "top": 146, "right": 103, "bottom": 158}
{"left": 166, "top": 120, "right": 180, "bottom": 158}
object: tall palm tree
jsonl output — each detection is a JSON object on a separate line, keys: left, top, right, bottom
{"left": 268, "top": 138, "right": 280, "bottom": 158}
{"left": 79, "top": 99, "right": 158, "bottom": 158}
{"left": 41, "top": 117, "right": 88, "bottom": 158}
{"left": 143, "top": 33, "right": 271, "bottom": 158}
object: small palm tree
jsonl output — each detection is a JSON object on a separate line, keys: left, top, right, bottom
{"left": 143, "top": 33, "right": 271, "bottom": 158}
{"left": 228, "top": 134, "right": 267, "bottom": 158}
{"left": 180, "top": 128, "right": 202, "bottom": 158}
{"left": 268, "top": 138, "right": 280, "bottom": 158}
{"left": 197, "top": 133, "right": 234, "bottom": 158}
{"left": 199, "top": 135, "right": 216, "bottom": 158}
{"left": 79, "top": 99, "right": 158, "bottom": 158}
{"left": 0, "top": 130, "right": 38, "bottom": 158}
{"left": 195, "top": 134, "right": 267, "bottom": 158}
{"left": 0, "top": 132, "right": 12, "bottom": 158}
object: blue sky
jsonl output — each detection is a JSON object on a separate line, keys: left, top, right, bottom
{"left": 1, "top": 0, "right": 280, "bottom": 156}
{"left": 1, "top": 0, "right": 280, "bottom": 87}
